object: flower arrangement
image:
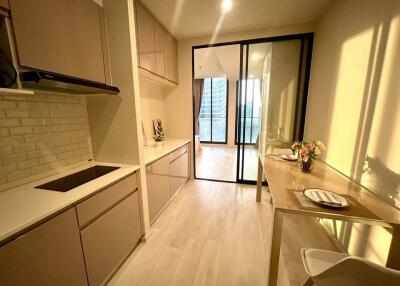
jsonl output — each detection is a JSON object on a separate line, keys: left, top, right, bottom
{"left": 291, "top": 141, "right": 326, "bottom": 172}
{"left": 153, "top": 133, "right": 165, "bottom": 142}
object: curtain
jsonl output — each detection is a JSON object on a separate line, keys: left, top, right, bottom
{"left": 194, "top": 79, "right": 204, "bottom": 135}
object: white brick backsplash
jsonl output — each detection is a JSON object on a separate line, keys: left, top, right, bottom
{"left": 0, "top": 93, "right": 93, "bottom": 188}
{"left": 10, "top": 126, "right": 33, "bottom": 136}
{"left": 6, "top": 110, "right": 29, "bottom": 118}
{"left": 0, "top": 119, "right": 19, "bottom": 127}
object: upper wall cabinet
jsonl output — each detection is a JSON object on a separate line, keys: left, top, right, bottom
{"left": 135, "top": 1, "right": 178, "bottom": 84}
{"left": 0, "top": 0, "right": 9, "bottom": 10}
{"left": 9, "top": 0, "right": 106, "bottom": 83}
{"left": 135, "top": 1, "right": 156, "bottom": 74}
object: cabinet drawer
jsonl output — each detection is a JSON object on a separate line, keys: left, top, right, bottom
{"left": 168, "top": 144, "right": 188, "bottom": 163}
{"left": 0, "top": 208, "right": 87, "bottom": 286}
{"left": 81, "top": 193, "right": 142, "bottom": 286}
{"left": 76, "top": 173, "right": 137, "bottom": 227}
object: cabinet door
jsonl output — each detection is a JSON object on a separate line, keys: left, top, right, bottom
{"left": 135, "top": 1, "right": 156, "bottom": 73}
{"left": 146, "top": 156, "right": 171, "bottom": 222}
{"left": 9, "top": 0, "right": 105, "bottom": 83}
{"left": 81, "top": 192, "right": 142, "bottom": 286}
{"left": 165, "top": 33, "right": 178, "bottom": 83}
{"left": 169, "top": 151, "right": 189, "bottom": 196}
{"left": 0, "top": 208, "right": 87, "bottom": 286}
{"left": 154, "top": 22, "right": 168, "bottom": 77}
{"left": 0, "top": 0, "right": 9, "bottom": 9}
{"left": 165, "top": 34, "right": 178, "bottom": 83}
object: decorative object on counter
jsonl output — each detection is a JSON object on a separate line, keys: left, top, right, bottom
{"left": 152, "top": 119, "right": 165, "bottom": 141}
{"left": 142, "top": 122, "right": 147, "bottom": 146}
{"left": 291, "top": 140, "right": 326, "bottom": 173}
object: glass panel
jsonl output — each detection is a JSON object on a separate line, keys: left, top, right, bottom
{"left": 199, "top": 78, "right": 211, "bottom": 141}
{"left": 259, "top": 39, "right": 303, "bottom": 157}
{"left": 211, "top": 78, "right": 227, "bottom": 142}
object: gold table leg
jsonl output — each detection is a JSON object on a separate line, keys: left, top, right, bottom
{"left": 267, "top": 209, "right": 283, "bottom": 286}
{"left": 386, "top": 226, "right": 400, "bottom": 270}
{"left": 256, "top": 157, "right": 263, "bottom": 202}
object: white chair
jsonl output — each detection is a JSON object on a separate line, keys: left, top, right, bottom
{"left": 301, "top": 248, "right": 400, "bottom": 286}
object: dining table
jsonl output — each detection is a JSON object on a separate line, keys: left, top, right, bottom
{"left": 256, "top": 156, "right": 400, "bottom": 286}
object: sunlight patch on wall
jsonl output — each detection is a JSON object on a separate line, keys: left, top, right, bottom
{"left": 325, "top": 29, "right": 373, "bottom": 175}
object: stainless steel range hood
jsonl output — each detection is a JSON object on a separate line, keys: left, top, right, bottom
{"left": 19, "top": 69, "right": 120, "bottom": 95}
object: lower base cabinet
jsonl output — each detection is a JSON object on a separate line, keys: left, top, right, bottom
{"left": 0, "top": 208, "right": 88, "bottom": 286}
{"left": 81, "top": 192, "right": 142, "bottom": 286}
{"left": 146, "top": 156, "right": 171, "bottom": 222}
{"left": 146, "top": 144, "right": 189, "bottom": 223}
{"left": 170, "top": 151, "right": 189, "bottom": 196}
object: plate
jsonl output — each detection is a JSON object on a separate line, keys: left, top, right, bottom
{"left": 303, "top": 188, "right": 349, "bottom": 208}
{"left": 279, "top": 154, "right": 298, "bottom": 161}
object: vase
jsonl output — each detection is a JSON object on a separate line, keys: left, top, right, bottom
{"left": 298, "top": 158, "right": 314, "bottom": 173}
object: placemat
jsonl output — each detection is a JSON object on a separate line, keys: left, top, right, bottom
{"left": 290, "top": 190, "right": 380, "bottom": 220}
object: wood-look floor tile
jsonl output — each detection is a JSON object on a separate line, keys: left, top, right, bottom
{"left": 144, "top": 247, "right": 182, "bottom": 286}
{"left": 192, "top": 239, "right": 223, "bottom": 286}
{"left": 241, "top": 263, "right": 266, "bottom": 286}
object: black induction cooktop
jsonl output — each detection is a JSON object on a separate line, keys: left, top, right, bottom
{"left": 36, "top": 165, "right": 120, "bottom": 192}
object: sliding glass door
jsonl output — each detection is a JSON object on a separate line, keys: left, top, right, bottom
{"left": 199, "top": 77, "right": 228, "bottom": 143}
{"left": 237, "top": 36, "right": 313, "bottom": 182}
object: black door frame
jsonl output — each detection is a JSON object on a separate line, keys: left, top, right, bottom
{"left": 192, "top": 32, "right": 314, "bottom": 184}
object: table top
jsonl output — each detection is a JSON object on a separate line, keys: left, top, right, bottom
{"left": 262, "top": 156, "right": 400, "bottom": 227}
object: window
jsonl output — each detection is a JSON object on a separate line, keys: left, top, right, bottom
{"left": 236, "top": 79, "right": 262, "bottom": 144}
{"left": 199, "top": 78, "right": 228, "bottom": 143}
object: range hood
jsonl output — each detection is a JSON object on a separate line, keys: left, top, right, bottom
{"left": 19, "top": 69, "right": 120, "bottom": 95}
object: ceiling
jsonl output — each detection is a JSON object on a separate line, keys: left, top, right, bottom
{"left": 194, "top": 45, "right": 240, "bottom": 80}
{"left": 194, "top": 43, "right": 271, "bottom": 80}
{"left": 140, "top": 0, "right": 332, "bottom": 39}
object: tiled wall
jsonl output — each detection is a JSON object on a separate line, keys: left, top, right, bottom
{"left": 0, "top": 92, "right": 93, "bottom": 189}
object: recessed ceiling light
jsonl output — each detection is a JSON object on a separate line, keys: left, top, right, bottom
{"left": 221, "top": 0, "right": 233, "bottom": 12}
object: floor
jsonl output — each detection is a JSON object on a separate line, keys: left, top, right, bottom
{"left": 195, "top": 145, "right": 259, "bottom": 181}
{"left": 109, "top": 179, "right": 338, "bottom": 286}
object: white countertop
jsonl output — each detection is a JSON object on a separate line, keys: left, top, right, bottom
{"left": 0, "top": 161, "right": 139, "bottom": 243}
{"left": 144, "top": 138, "right": 191, "bottom": 165}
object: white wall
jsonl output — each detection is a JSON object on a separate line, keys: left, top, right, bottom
{"left": 139, "top": 77, "right": 173, "bottom": 143}
{"left": 305, "top": 0, "right": 400, "bottom": 265}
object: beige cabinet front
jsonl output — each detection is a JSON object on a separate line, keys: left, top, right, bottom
{"left": 170, "top": 151, "right": 189, "bottom": 196}
{"left": 81, "top": 192, "right": 142, "bottom": 286}
{"left": 0, "top": 0, "right": 9, "bottom": 9}
{"left": 146, "top": 156, "right": 171, "bottom": 222}
{"left": 165, "top": 33, "right": 178, "bottom": 83}
{"left": 135, "top": 1, "right": 156, "bottom": 73}
{"left": 9, "top": 0, "right": 106, "bottom": 83}
{"left": 0, "top": 208, "right": 88, "bottom": 286}
{"left": 155, "top": 22, "right": 168, "bottom": 77}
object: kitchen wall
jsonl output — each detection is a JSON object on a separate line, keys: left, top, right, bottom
{"left": 305, "top": 0, "right": 400, "bottom": 265}
{"left": 139, "top": 77, "right": 172, "bottom": 144}
{"left": 0, "top": 92, "right": 92, "bottom": 191}
{"left": 165, "top": 23, "right": 314, "bottom": 142}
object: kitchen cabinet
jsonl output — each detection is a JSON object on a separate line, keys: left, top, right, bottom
{"left": 135, "top": 1, "right": 156, "bottom": 74}
{"left": 0, "top": 208, "right": 88, "bottom": 286}
{"left": 146, "top": 144, "right": 189, "bottom": 223}
{"left": 155, "top": 22, "right": 167, "bottom": 77}
{"left": 76, "top": 173, "right": 138, "bottom": 227}
{"left": 135, "top": 0, "right": 178, "bottom": 84}
{"left": 9, "top": 0, "right": 106, "bottom": 83}
{"left": 170, "top": 151, "right": 189, "bottom": 196}
{"left": 146, "top": 156, "right": 171, "bottom": 222}
{"left": 0, "top": 0, "right": 9, "bottom": 10}
{"left": 81, "top": 192, "right": 142, "bottom": 286}
{"left": 165, "top": 33, "right": 178, "bottom": 82}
